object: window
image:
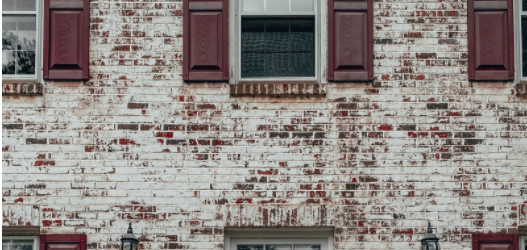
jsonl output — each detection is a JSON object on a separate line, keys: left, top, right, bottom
{"left": 226, "top": 229, "right": 332, "bottom": 250}
{"left": 517, "top": 0, "right": 527, "bottom": 80}
{"left": 236, "top": 0, "right": 321, "bottom": 82}
{"left": 2, "top": 0, "right": 40, "bottom": 81}
{"left": 231, "top": 238, "right": 328, "bottom": 250}
{"left": 521, "top": 236, "right": 527, "bottom": 250}
{"left": 2, "top": 237, "right": 39, "bottom": 250}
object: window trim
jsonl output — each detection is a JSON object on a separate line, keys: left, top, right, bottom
{"left": 230, "top": 238, "right": 328, "bottom": 250}
{"left": 515, "top": 0, "right": 527, "bottom": 82}
{"left": 2, "top": 0, "right": 43, "bottom": 83}
{"left": 2, "top": 236, "right": 39, "bottom": 250}
{"left": 225, "top": 228, "right": 334, "bottom": 250}
{"left": 521, "top": 236, "right": 527, "bottom": 250}
{"left": 232, "top": 0, "right": 326, "bottom": 83}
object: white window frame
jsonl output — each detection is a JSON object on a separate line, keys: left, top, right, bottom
{"left": 520, "top": 236, "right": 527, "bottom": 250}
{"left": 2, "top": 236, "right": 40, "bottom": 250}
{"left": 2, "top": 0, "right": 43, "bottom": 82}
{"left": 225, "top": 228, "right": 333, "bottom": 250}
{"left": 515, "top": 0, "right": 527, "bottom": 82}
{"left": 230, "top": 0, "right": 327, "bottom": 84}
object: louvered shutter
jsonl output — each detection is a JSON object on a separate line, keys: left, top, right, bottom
{"left": 41, "top": 235, "right": 87, "bottom": 250}
{"left": 183, "top": 0, "right": 229, "bottom": 81}
{"left": 472, "top": 234, "right": 518, "bottom": 250}
{"left": 328, "top": 0, "right": 373, "bottom": 82}
{"left": 468, "top": 0, "right": 514, "bottom": 81}
{"left": 43, "top": 0, "right": 90, "bottom": 80}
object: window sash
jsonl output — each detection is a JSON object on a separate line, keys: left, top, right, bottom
{"left": 241, "top": 17, "right": 316, "bottom": 78}
{"left": 2, "top": 0, "right": 40, "bottom": 82}
{"left": 2, "top": 236, "right": 39, "bottom": 250}
{"left": 522, "top": 14, "right": 527, "bottom": 79}
{"left": 2, "top": 11, "right": 37, "bottom": 15}
{"left": 236, "top": 0, "right": 321, "bottom": 82}
{"left": 516, "top": 0, "right": 527, "bottom": 81}
{"left": 230, "top": 238, "right": 328, "bottom": 250}
{"left": 240, "top": 0, "right": 317, "bottom": 15}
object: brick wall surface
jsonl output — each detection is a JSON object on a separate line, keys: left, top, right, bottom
{"left": 2, "top": 0, "right": 527, "bottom": 249}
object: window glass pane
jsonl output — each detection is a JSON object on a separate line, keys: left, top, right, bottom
{"left": 523, "top": 0, "right": 527, "bottom": 11}
{"left": 266, "top": 21, "right": 289, "bottom": 52}
{"left": 523, "top": 18, "right": 527, "bottom": 77}
{"left": 293, "top": 245, "right": 320, "bottom": 250}
{"left": 3, "top": 16, "right": 18, "bottom": 50}
{"left": 2, "top": 14, "right": 37, "bottom": 76}
{"left": 241, "top": 18, "right": 315, "bottom": 78}
{"left": 15, "top": 0, "right": 36, "bottom": 11}
{"left": 2, "top": 51, "right": 16, "bottom": 74}
{"left": 238, "top": 245, "right": 264, "bottom": 250}
{"left": 266, "top": 0, "right": 289, "bottom": 12}
{"left": 2, "top": 239, "right": 34, "bottom": 250}
{"left": 243, "top": 0, "right": 264, "bottom": 12}
{"left": 242, "top": 53, "right": 266, "bottom": 77}
{"left": 291, "top": 0, "right": 314, "bottom": 12}
{"left": 17, "top": 17, "right": 37, "bottom": 50}
{"left": 2, "top": 0, "right": 15, "bottom": 11}
{"left": 266, "top": 53, "right": 290, "bottom": 76}
{"left": 290, "top": 19, "right": 314, "bottom": 52}
{"left": 290, "top": 53, "right": 314, "bottom": 76}
{"left": 266, "top": 245, "right": 292, "bottom": 250}
{"left": 17, "top": 51, "right": 35, "bottom": 74}
{"left": 242, "top": 20, "right": 265, "bottom": 52}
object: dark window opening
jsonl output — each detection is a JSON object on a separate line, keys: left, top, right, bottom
{"left": 241, "top": 18, "right": 315, "bottom": 78}
{"left": 522, "top": 17, "right": 527, "bottom": 77}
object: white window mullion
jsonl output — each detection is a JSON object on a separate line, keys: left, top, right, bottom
{"left": 2, "top": 11, "right": 37, "bottom": 15}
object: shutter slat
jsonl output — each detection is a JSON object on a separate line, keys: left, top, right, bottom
{"left": 328, "top": 0, "right": 373, "bottom": 82}
{"left": 184, "top": 0, "right": 229, "bottom": 81}
{"left": 189, "top": 2, "right": 223, "bottom": 10}
{"left": 44, "top": 0, "right": 89, "bottom": 80}
{"left": 334, "top": 2, "right": 368, "bottom": 10}
{"left": 474, "top": 1, "right": 508, "bottom": 10}
{"left": 49, "top": 0, "right": 84, "bottom": 9}
{"left": 468, "top": 0, "right": 514, "bottom": 81}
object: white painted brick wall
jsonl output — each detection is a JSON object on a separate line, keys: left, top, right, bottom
{"left": 2, "top": 0, "right": 527, "bottom": 250}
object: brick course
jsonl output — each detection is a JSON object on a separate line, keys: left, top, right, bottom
{"left": 2, "top": 0, "right": 527, "bottom": 250}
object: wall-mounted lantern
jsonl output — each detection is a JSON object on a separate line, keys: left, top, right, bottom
{"left": 120, "top": 223, "right": 139, "bottom": 250}
{"left": 421, "top": 221, "right": 440, "bottom": 250}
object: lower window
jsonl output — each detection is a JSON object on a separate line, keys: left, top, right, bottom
{"left": 2, "top": 237, "right": 38, "bottom": 250}
{"left": 231, "top": 239, "right": 327, "bottom": 250}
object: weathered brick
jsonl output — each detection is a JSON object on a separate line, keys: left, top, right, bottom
{"left": 127, "top": 103, "right": 148, "bottom": 109}
{"left": 26, "top": 138, "right": 47, "bottom": 144}
{"left": 427, "top": 103, "right": 449, "bottom": 109}
{"left": 3, "top": 124, "right": 23, "bottom": 130}
{"left": 117, "top": 124, "right": 139, "bottom": 130}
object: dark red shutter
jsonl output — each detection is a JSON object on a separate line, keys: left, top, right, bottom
{"left": 41, "top": 235, "right": 87, "bottom": 250}
{"left": 183, "top": 0, "right": 228, "bottom": 81}
{"left": 472, "top": 234, "right": 518, "bottom": 250}
{"left": 43, "top": 0, "right": 89, "bottom": 80}
{"left": 328, "top": 0, "right": 373, "bottom": 82}
{"left": 468, "top": 0, "right": 514, "bottom": 81}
